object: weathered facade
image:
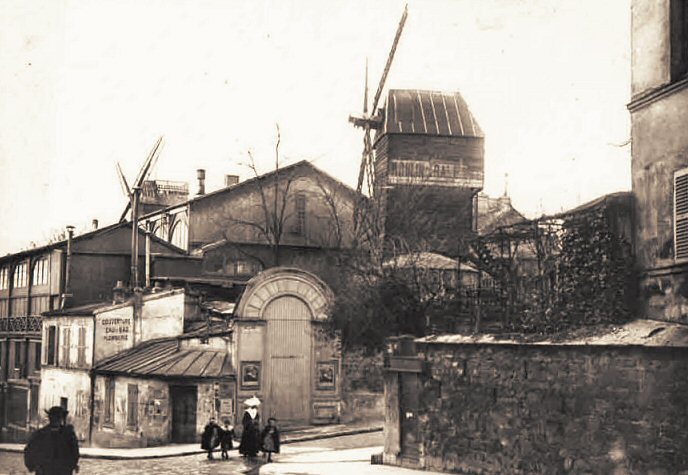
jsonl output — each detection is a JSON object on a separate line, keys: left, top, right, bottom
{"left": 92, "top": 333, "right": 233, "bottom": 448}
{"left": 233, "top": 267, "right": 341, "bottom": 426}
{"left": 39, "top": 267, "right": 341, "bottom": 447}
{"left": 374, "top": 90, "right": 485, "bottom": 255}
{"left": 629, "top": 0, "right": 688, "bottom": 321}
{"left": 384, "top": 322, "right": 688, "bottom": 473}
{"left": 0, "top": 222, "right": 193, "bottom": 442}
{"left": 39, "top": 288, "right": 207, "bottom": 445}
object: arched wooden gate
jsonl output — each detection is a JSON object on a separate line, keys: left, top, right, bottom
{"left": 234, "top": 267, "right": 337, "bottom": 426}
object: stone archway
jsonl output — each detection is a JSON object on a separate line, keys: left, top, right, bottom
{"left": 235, "top": 267, "right": 334, "bottom": 425}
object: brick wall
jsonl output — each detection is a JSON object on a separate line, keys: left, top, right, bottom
{"left": 393, "top": 342, "right": 688, "bottom": 473}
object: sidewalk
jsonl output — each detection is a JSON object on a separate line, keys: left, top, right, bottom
{"left": 258, "top": 446, "right": 445, "bottom": 475}
{"left": 0, "top": 421, "right": 381, "bottom": 460}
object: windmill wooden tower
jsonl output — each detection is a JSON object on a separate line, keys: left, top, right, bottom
{"left": 350, "top": 6, "right": 485, "bottom": 256}
{"left": 115, "top": 136, "right": 164, "bottom": 288}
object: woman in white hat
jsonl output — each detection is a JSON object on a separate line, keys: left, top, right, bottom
{"left": 238, "top": 396, "right": 261, "bottom": 460}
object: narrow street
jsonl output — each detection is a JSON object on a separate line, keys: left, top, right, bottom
{"left": 0, "top": 431, "right": 383, "bottom": 475}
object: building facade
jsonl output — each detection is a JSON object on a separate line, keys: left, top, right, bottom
{"left": 40, "top": 267, "right": 341, "bottom": 447}
{"left": 629, "top": 0, "right": 688, "bottom": 321}
{"left": 0, "top": 222, "right": 192, "bottom": 442}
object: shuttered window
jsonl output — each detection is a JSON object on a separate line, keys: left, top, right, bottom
{"left": 104, "top": 377, "right": 115, "bottom": 425}
{"left": 61, "top": 327, "right": 70, "bottom": 367}
{"left": 127, "top": 384, "right": 138, "bottom": 429}
{"left": 77, "top": 327, "right": 86, "bottom": 367}
{"left": 46, "top": 326, "right": 57, "bottom": 365}
{"left": 675, "top": 168, "right": 688, "bottom": 260}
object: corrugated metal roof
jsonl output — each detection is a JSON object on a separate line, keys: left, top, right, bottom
{"left": 383, "top": 90, "right": 484, "bottom": 138}
{"left": 417, "top": 320, "right": 688, "bottom": 348}
{"left": 96, "top": 338, "right": 233, "bottom": 379}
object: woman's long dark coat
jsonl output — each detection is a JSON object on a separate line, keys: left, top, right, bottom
{"left": 238, "top": 411, "right": 261, "bottom": 457}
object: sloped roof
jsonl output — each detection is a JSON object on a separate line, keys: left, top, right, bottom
{"left": 0, "top": 220, "right": 187, "bottom": 263}
{"left": 477, "top": 193, "right": 527, "bottom": 235}
{"left": 96, "top": 337, "right": 234, "bottom": 379}
{"left": 382, "top": 89, "right": 484, "bottom": 138}
{"left": 418, "top": 320, "right": 688, "bottom": 348}
{"left": 384, "top": 252, "right": 477, "bottom": 272}
{"left": 140, "top": 160, "right": 362, "bottom": 220}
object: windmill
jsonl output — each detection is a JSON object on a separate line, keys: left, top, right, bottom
{"left": 349, "top": 4, "right": 408, "bottom": 206}
{"left": 115, "top": 136, "right": 165, "bottom": 289}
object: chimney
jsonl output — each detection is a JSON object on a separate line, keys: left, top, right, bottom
{"left": 224, "top": 174, "right": 239, "bottom": 187}
{"left": 60, "top": 225, "right": 76, "bottom": 309}
{"left": 92, "top": 219, "right": 99, "bottom": 230}
{"left": 112, "top": 280, "right": 127, "bottom": 304}
{"left": 196, "top": 169, "right": 206, "bottom": 196}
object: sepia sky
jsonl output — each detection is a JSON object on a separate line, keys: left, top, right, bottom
{"left": 0, "top": 0, "right": 631, "bottom": 255}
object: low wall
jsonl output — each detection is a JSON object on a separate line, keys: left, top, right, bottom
{"left": 389, "top": 342, "right": 688, "bottom": 474}
{"left": 341, "top": 350, "right": 384, "bottom": 423}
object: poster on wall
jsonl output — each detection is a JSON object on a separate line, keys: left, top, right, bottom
{"left": 316, "top": 361, "right": 337, "bottom": 390}
{"left": 241, "top": 362, "right": 261, "bottom": 390}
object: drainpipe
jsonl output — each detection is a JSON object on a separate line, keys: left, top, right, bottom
{"left": 130, "top": 187, "right": 141, "bottom": 290}
{"left": 61, "top": 225, "right": 75, "bottom": 309}
{"left": 145, "top": 221, "right": 152, "bottom": 289}
{"left": 87, "top": 314, "right": 96, "bottom": 446}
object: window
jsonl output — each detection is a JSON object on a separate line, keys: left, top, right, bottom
{"left": 0, "top": 299, "right": 8, "bottom": 318}
{"left": 46, "top": 326, "right": 57, "bottom": 365}
{"left": 104, "top": 377, "right": 115, "bottom": 425}
{"left": 34, "top": 343, "right": 41, "bottom": 371}
{"left": 674, "top": 168, "right": 688, "bottom": 260}
{"left": 671, "top": 0, "right": 688, "bottom": 80}
{"left": 292, "top": 193, "right": 307, "bottom": 236}
{"left": 77, "top": 327, "right": 86, "bottom": 367}
{"left": 32, "top": 257, "right": 48, "bottom": 286}
{"left": 12, "top": 262, "right": 27, "bottom": 288}
{"left": 0, "top": 267, "right": 8, "bottom": 290}
{"left": 14, "top": 341, "right": 23, "bottom": 370}
{"left": 170, "top": 220, "right": 188, "bottom": 250}
{"left": 60, "top": 327, "right": 70, "bottom": 367}
{"left": 127, "top": 384, "right": 138, "bottom": 428}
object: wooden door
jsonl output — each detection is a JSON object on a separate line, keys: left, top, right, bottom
{"left": 399, "top": 373, "right": 420, "bottom": 462}
{"left": 264, "top": 296, "right": 312, "bottom": 425}
{"left": 170, "top": 385, "right": 197, "bottom": 443}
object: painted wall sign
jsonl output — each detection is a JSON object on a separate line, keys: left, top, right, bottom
{"left": 101, "top": 317, "right": 131, "bottom": 342}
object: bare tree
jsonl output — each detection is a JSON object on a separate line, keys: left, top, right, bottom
{"left": 214, "top": 124, "right": 295, "bottom": 268}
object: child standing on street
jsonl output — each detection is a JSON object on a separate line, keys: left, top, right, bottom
{"left": 220, "top": 420, "right": 235, "bottom": 460}
{"left": 261, "top": 417, "right": 280, "bottom": 463}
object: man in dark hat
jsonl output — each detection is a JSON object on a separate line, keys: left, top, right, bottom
{"left": 24, "top": 406, "right": 80, "bottom": 475}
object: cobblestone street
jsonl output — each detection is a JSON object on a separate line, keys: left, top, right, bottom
{"left": 0, "top": 432, "right": 383, "bottom": 475}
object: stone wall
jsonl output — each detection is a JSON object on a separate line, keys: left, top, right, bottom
{"left": 340, "top": 350, "right": 384, "bottom": 423}
{"left": 400, "top": 342, "right": 688, "bottom": 474}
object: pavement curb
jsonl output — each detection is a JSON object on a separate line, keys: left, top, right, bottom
{"left": 0, "top": 426, "right": 382, "bottom": 461}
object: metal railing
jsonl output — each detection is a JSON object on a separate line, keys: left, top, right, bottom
{"left": 0, "top": 315, "right": 42, "bottom": 334}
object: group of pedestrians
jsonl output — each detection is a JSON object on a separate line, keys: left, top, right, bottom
{"left": 202, "top": 396, "right": 280, "bottom": 463}
{"left": 21, "top": 399, "right": 280, "bottom": 473}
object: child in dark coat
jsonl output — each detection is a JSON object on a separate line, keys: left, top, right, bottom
{"left": 220, "top": 421, "right": 235, "bottom": 460}
{"left": 200, "top": 418, "right": 220, "bottom": 460}
{"left": 261, "top": 417, "right": 280, "bottom": 463}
